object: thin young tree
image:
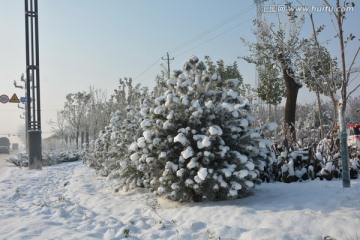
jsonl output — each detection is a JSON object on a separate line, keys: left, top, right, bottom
{"left": 322, "top": 0, "right": 360, "bottom": 188}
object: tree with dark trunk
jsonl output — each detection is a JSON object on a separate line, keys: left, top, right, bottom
{"left": 242, "top": 11, "right": 305, "bottom": 142}
{"left": 280, "top": 56, "right": 302, "bottom": 140}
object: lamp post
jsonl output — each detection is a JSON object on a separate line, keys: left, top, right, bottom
{"left": 25, "top": 0, "right": 42, "bottom": 170}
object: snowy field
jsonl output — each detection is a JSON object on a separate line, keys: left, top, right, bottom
{"left": 1, "top": 154, "right": 360, "bottom": 240}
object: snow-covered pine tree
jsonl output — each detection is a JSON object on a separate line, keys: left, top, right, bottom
{"left": 125, "top": 55, "right": 275, "bottom": 202}
{"left": 83, "top": 78, "right": 147, "bottom": 180}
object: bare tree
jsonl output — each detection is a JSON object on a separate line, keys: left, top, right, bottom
{"left": 63, "top": 92, "right": 91, "bottom": 149}
{"left": 87, "top": 86, "right": 109, "bottom": 140}
{"left": 48, "top": 110, "right": 68, "bottom": 148}
{"left": 322, "top": 0, "right": 360, "bottom": 188}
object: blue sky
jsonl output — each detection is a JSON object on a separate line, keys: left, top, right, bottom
{"left": 0, "top": 0, "right": 359, "bottom": 139}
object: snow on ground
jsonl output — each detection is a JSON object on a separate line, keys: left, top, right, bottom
{"left": 0, "top": 155, "right": 360, "bottom": 240}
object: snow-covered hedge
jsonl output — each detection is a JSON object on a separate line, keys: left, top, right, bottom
{"left": 269, "top": 138, "right": 360, "bottom": 183}
{"left": 83, "top": 79, "right": 147, "bottom": 178}
{"left": 83, "top": 106, "right": 143, "bottom": 178}
{"left": 7, "top": 150, "right": 81, "bottom": 167}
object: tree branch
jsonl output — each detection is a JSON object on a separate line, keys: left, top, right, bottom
{"left": 347, "top": 82, "right": 360, "bottom": 100}
{"left": 346, "top": 46, "right": 360, "bottom": 85}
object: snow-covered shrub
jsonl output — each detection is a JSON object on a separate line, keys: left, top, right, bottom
{"left": 315, "top": 139, "right": 342, "bottom": 180}
{"left": 270, "top": 136, "right": 342, "bottom": 183}
{"left": 267, "top": 100, "right": 359, "bottom": 182}
{"left": 84, "top": 125, "right": 112, "bottom": 174}
{"left": 272, "top": 143, "right": 313, "bottom": 183}
{"left": 83, "top": 106, "right": 143, "bottom": 177}
{"left": 119, "top": 56, "right": 275, "bottom": 202}
{"left": 270, "top": 134, "right": 359, "bottom": 183}
{"left": 83, "top": 79, "right": 147, "bottom": 178}
{"left": 315, "top": 140, "right": 360, "bottom": 180}
{"left": 350, "top": 156, "right": 360, "bottom": 179}
{"left": 7, "top": 150, "right": 81, "bottom": 167}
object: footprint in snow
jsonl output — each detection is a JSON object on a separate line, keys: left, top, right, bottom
{"left": 191, "top": 221, "right": 207, "bottom": 231}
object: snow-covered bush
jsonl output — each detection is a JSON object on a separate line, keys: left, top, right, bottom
{"left": 266, "top": 99, "right": 360, "bottom": 183}
{"left": 350, "top": 156, "right": 360, "bottom": 179}
{"left": 83, "top": 79, "right": 147, "bottom": 178}
{"left": 270, "top": 133, "right": 359, "bottom": 183}
{"left": 272, "top": 142, "right": 320, "bottom": 183}
{"left": 118, "top": 56, "right": 275, "bottom": 202}
{"left": 315, "top": 139, "right": 360, "bottom": 180}
{"left": 7, "top": 150, "right": 81, "bottom": 167}
{"left": 84, "top": 106, "right": 144, "bottom": 176}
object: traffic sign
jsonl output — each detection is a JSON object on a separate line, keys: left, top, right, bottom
{"left": 0, "top": 95, "right": 9, "bottom": 104}
{"left": 20, "top": 97, "right": 31, "bottom": 103}
{"left": 9, "top": 93, "right": 20, "bottom": 103}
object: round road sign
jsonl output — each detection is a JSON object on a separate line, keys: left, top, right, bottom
{"left": 0, "top": 95, "right": 9, "bottom": 104}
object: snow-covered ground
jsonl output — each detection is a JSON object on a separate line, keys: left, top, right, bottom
{"left": 0, "top": 154, "right": 359, "bottom": 240}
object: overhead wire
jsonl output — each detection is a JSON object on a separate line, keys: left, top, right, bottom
{"left": 174, "top": 17, "right": 254, "bottom": 58}
{"left": 140, "top": 66, "right": 163, "bottom": 85}
{"left": 133, "top": 58, "right": 162, "bottom": 81}
{"left": 134, "top": 4, "right": 255, "bottom": 82}
{"left": 169, "top": 4, "right": 255, "bottom": 55}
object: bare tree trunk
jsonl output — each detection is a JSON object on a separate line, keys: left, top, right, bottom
{"left": 76, "top": 129, "right": 79, "bottom": 149}
{"left": 81, "top": 131, "right": 84, "bottom": 149}
{"left": 274, "top": 105, "right": 278, "bottom": 139}
{"left": 93, "top": 127, "right": 97, "bottom": 141}
{"left": 331, "top": 99, "right": 338, "bottom": 127}
{"left": 268, "top": 104, "right": 272, "bottom": 122}
{"left": 316, "top": 91, "right": 324, "bottom": 139}
{"left": 339, "top": 104, "right": 350, "bottom": 187}
{"left": 335, "top": 0, "right": 350, "bottom": 188}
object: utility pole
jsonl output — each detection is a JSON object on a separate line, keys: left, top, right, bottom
{"left": 25, "top": 0, "right": 42, "bottom": 170}
{"left": 162, "top": 52, "right": 174, "bottom": 79}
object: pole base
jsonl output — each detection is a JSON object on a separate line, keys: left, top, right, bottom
{"left": 28, "top": 130, "right": 42, "bottom": 170}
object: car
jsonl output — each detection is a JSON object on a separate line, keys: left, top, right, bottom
{"left": 0, "top": 146, "right": 9, "bottom": 154}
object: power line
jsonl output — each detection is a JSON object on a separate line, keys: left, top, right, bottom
{"left": 133, "top": 58, "right": 162, "bottom": 81}
{"left": 139, "top": 66, "right": 163, "bottom": 84}
{"left": 134, "top": 4, "right": 255, "bottom": 83}
{"left": 169, "top": 4, "right": 255, "bottom": 55}
{"left": 174, "top": 17, "right": 254, "bottom": 58}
